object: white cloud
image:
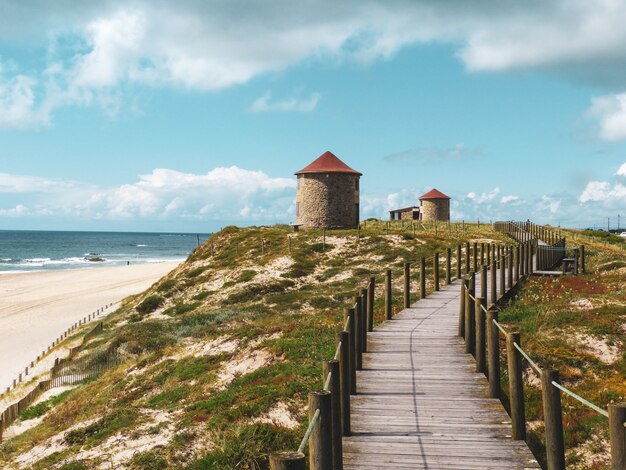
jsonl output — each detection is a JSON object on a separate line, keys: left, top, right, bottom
{"left": 383, "top": 143, "right": 481, "bottom": 162}
{"left": 466, "top": 187, "right": 500, "bottom": 204}
{"left": 500, "top": 195, "right": 519, "bottom": 204}
{"left": 250, "top": 91, "right": 321, "bottom": 112}
{"left": 579, "top": 181, "right": 626, "bottom": 203}
{"left": 0, "top": 166, "right": 296, "bottom": 222}
{"left": 586, "top": 93, "right": 626, "bottom": 141}
{"left": 537, "top": 195, "right": 561, "bottom": 214}
{"left": 6, "top": 2, "right": 626, "bottom": 128}
{"left": 617, "top": 162, "right": 626, "bottom": 177}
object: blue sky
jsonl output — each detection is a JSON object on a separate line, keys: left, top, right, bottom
{"left": 1, "top": 1, "right": 626, "bottom": 232}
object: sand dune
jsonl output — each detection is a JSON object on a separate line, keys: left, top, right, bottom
{"left": 0, "top": 262, "right": 180, "bottom": 392}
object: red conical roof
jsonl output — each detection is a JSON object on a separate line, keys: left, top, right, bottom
{"left": 419, "top": 188, "right": 450, "bottom": 200}
{"left": 295, "top": 151, "right": 362, "bottom": 176}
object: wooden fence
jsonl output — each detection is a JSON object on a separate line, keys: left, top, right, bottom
{"left": 0, "top": 319, "right": 120, "bottom": 442}
{"left": 270, "top": 226, "right": 625, "bottom": 470}
{"left": 270, "top": 238, "right": 524, "bottom": 469}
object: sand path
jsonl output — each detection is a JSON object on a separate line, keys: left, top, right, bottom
{"left": 0, "top": 262, "right": 180, "bottom": 392}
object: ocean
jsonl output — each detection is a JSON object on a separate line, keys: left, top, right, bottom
{"left": 0, "top": 230, "right": 211, "bottom": 273}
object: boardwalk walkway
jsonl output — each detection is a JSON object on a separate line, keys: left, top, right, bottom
{"left": 343, "top": 276, "right": 540, "bottom": 469}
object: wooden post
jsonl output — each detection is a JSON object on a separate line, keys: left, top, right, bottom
{"left": 385, "top": 269, "right": 393, "bottom": 320}
{"left": 580, "top": 245, "right": 586, "bottom": 274}
{"left": 367, "top": 278, "right": 375, "bottom": 332}
{"left": 360, "top": 288, "right": 368, "bottom": 353}
{"left": 465, "top": 242, "right": 470, "bottom": 274}
{"left": 355, "top": 296, "right": 363, "bottom": 370}
{"left": 459, "top": 278, "right": 467, "bottom": 338}
{"left": 323, "top": 360, "right": 343, "bottom": 470}
{"left": 486, "top": 243, "right": 491, "bottom": 265}
{"left": 499, "top": 256, "right": 505, "bottom": 298}
{"left": 404, "top": 262, "right": 411, "bottom": 308}
{"left": 434, "top": 253, "right": 440, "bottom": 291}
{"left": 480, "top": 265, "right": 487, "bottom": 300}
{"left": 515, "top": 245, "right": 520, "bottom": 282}
{"left": 446, "top": 248, "right": 452, "bottom": 284}
{"left": 507, "top": 247, "right": 513, "bottom": 289}
{"left": 346, "top": 308, "right": 356, "bottom": 395}
{"left": 506, "top": 332, "right": 526, "bottom": 440}
{"left": 270, "top": 452, "right": 305, "bottom": 470}
{"left": 475, "top": 296, "right": 486, "bottom": 373}
{"left": 456, "top": 244, "right": 462, "bottom": 279}
{"left": 337, "top": 332, "right": 351, "bottom": 436}
{"left": 420, "top": 257, "right": 426, "bottom": 299}
{"left": 487, "top": 308, "right": 500, "bottom": 398}
{"left": 465, "top": 273, "right": 475, "bottom": 355}
{"left": 490, "top": 259, "right": 497, "bottom": 306}
{"left": 609, "top": 404, "right": 626, "bottom": 470}
{"left": 542, "top": 369, "right": 566, "bottom": 470}
{"left": 473, "top": 242, "right": 478, "bottom": 273}
{"left": 308, "top": 390, "right": 333, "bottom": 470}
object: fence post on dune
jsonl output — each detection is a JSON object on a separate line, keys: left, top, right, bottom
{"left": 542, "top": 369, "right": 566, "bottom": 470}
{"left": 465, "top": 241, "right": 470, "bottom": 274}
{"left": 360, "top": 289, "right": 368, "bottom": 352}
{"left": 473, "top": 242, "right": 478, "bottom": 273}
{"left": 367, "top": 278, "right": 375, "bottom": 332}
{"left": 355, "top": 296, "right": 363, "bottom": 370}
{"left": 308, "top": 390, "right": 333, "bottom": 470}
{"left": 490, "top": 259, "right": 497, "bottom": 306}
{"left": 270, "top": 452, "right": 306, "bottom": 470}
{"left": 459, "top": 278, "right": 467, "bottom": 338}
{"left": 385, "top": 269, "right": 393, "bottom": 320}
{"left": 580, "top": 245, "right": 586, "bottom": 274}
{"left": 446, "top": 248, "right": 452, "bottom": 284}
{"left": 337, "top": 331, "right": 351, "bottom": 436}
{"left": 499, "top": 256, "right": 505, "bottom": 298}
{"left": 456, "top": 244, "right": 462, "bottom": 279}
{"left": 323, "top": 360, "right": 343, "bottom": 470}
{"left": 420, "top": 257, "right": 426, "bottom": 299}
{"left": 609, "top": 404, "right": 626, "bottom": 470}
{"left": 404, "top": 262, "right": 411, "bottom": 308}
{"left": 481, "top": 242, "right": 485, "bottom": 266}
{"left": 345, "top": 308, "right": 356, "bottom": 395}
{"left": 434, "top": 253, "right": 440, "bottom": 291}
{"left": 487, "top": 308, "right": 500, "bottom": 397}
{"left": 507, "top": 247, "right": 513, "bottom": 289}
{"left": 475, "top": 296, "right": 486, "bottom": 374}
{"left": 480, "top": 265, "right": 487, "bottom": 300}
{"left": 465, "top": 274, "right": 475, "bottom": 355}
{"left": 507, "top": 332, "right": 526, "bottom": 440}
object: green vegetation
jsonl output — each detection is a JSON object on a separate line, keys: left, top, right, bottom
{"left": 19, "top": 390, "right": 71, "bottom": 421}
{"left": 136, "top": 295, "right": 164, "bottom": 314}
{"left": 498, "top": 228, "right": 626, "bottom": 469}
{"left": 6, "top": 221, "right": 621, "bottom": 468}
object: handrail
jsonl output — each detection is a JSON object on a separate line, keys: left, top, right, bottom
{"left": 551, "top": 381, "right": 608, "bottom": 418}
{"left": 297, "top": 408, "right": 320, "bottom": 453}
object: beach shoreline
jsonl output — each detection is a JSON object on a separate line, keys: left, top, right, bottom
{"left": 0, "top": 261, "right": 181, "bottom": 393}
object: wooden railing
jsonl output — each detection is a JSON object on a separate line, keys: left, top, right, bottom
{"left": 0, "top": 304, "right": 119, "bottom": 441}
{"left": 270, "top": 240, "right": 518, "bottom": 469}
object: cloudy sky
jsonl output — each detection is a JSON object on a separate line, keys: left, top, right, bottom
{"left": 1, "top": 0, "right": 626, "bottom": 232}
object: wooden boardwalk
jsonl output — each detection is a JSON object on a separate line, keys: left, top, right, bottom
{"left": 343, "top": 277, "right": 540, "bottom": 469}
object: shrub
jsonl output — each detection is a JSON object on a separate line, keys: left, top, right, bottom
{"left": 136, "top": 295, "right": 163, "bottom": 314}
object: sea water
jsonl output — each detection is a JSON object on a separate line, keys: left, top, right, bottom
{"left": 0, "top": 230, "right": 211, "bottom": 273}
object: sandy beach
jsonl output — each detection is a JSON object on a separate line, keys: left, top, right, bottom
{"left": 0, "top": 262, "right": 180, "bottom": 392}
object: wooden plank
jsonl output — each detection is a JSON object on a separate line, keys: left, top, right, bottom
{"left": 343, "top": 276, "right": 540, "bottom": 469}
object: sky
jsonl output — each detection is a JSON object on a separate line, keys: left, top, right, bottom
{"left": 1, "top": 0, "right": 626, "bottom": 232}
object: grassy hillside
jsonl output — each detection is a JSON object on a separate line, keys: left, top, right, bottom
{"left": 0, "top": 221, "right": 506, "bottom": 469}
{"left": 0, "top": 222, "right": 623, "bottom": 469}
{"left": 497, "top": 230, "right": 626, "bottom": 469}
